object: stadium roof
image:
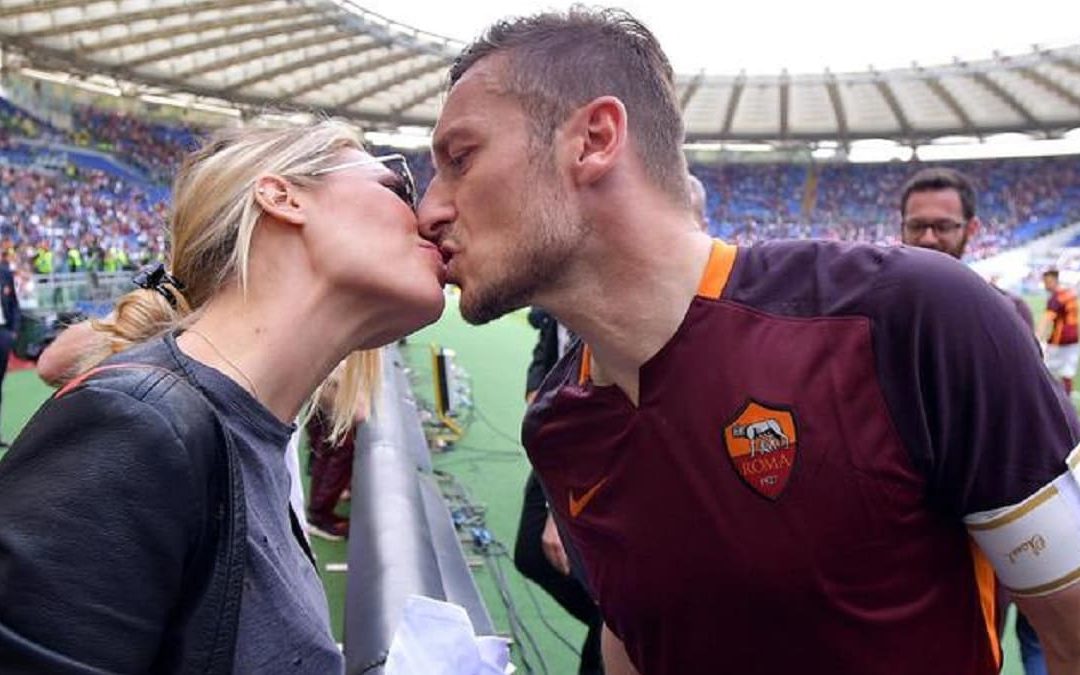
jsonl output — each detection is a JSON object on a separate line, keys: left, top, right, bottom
{"left": 2, "top": 0, "right": 1080, "bottom": 145}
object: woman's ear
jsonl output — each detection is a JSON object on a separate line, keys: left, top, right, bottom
{"left": 253, "top": 175, "right": 305, "bottom": 227}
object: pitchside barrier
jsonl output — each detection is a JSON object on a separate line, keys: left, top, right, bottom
{"left": 345, "top": 344, "right": 493, "bottom": 674}
{"left": 27, "top": 270, "right": 135, "bottom": 312}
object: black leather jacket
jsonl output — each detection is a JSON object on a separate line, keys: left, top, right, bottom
{"left": 0, "top": 336, "right": 246, "bottom": 674}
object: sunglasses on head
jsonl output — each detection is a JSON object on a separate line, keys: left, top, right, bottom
{"left": 309, "top": 153, "right": 417, "bottom": 212}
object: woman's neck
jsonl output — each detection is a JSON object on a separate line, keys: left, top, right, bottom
{"left": 176, "top": 287, "right": 356, "bottom": 424}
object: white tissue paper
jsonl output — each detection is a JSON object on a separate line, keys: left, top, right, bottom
{"left": 384, "top": 595, "right": 512, "bottom": 675}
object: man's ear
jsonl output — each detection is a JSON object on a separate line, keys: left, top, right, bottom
{"left": 563, "top": 95, "right": 627, "bottom": 187}
{"left": 253, "top": 175, "right": 305, "bottom": 227}
{"left": 966, "top": 216, "right": 981, "bottom": 240}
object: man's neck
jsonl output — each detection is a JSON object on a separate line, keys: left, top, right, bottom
{"left": 539, "top": 227, "right": 715, "bottom": 405}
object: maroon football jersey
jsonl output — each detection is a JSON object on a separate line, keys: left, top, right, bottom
{"left": 523, "top": 240, "right": 1080, "bottom": 675}
{"left": 1047, "top": 287, "right": 1079, "bottom": 345}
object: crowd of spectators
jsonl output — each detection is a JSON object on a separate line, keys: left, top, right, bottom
{"left": 2, "top": 96, "right": 1080, "bottom": 293}
{"left": 0, "top": 98, "right": 206, "bottom": 184}
{"left": 0, "top": 163, "right": 168, "bottom": 307}
{"left": 0, "top": 99, "right": 68, "bottom": 145}
{"left": 692, "top": 155, "right": 1080, "bottom": 260}
{"left": 70, "top": 107, "right": 206, "bottom": 183}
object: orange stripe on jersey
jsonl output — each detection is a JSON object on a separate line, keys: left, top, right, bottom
{"left": 578, "top": 240, "right": 736, "bottom": 385}
{"left": 969, "top": 539, "right": 1002, "bottom": 671}
{"left": 696, "top": 240, "right": 738, "bottom": 300}
{"left": 578, "top": 344, "right": 591, "bottom": 386}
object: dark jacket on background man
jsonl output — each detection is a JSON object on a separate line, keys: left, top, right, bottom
{"left": 0, "top": 262, "right": 20, "bottom": 335}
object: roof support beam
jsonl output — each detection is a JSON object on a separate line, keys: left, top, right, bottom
{"left": 0, "top": 0, "right": 113, "bottom": 20}
{"left": 174, "top": 33, "right": 356, "bottom": 79}
{"left": 23, "top": 0, "right": 268, "bottom": 40}
{"left": 390, "top": 79, "right": 445, "bottom": 116}
{"left": 1050, "top": 56, "right": 1080, "bottom": 78}
{"left": 2, "top": 38, "right": 436, "bottom": 128}
{"left": 269, "top": 43, "right": 407, "bottom": 99}
{"left": 679, "top": 69, "right": 705, "bottom": 113}
{"left": 81, "top": 6, "right": 317, "bottom": 54}
{"left": 124, "top": 15, "right": 328, "bottom": 69}
{"left": 720, "top": 73, "right": 745, "bottom": 137}
{"left": 229, "top": 40, "right": 390, "bottom": 92}
{"left": 924, "top": 75, "right": 979, "bottom": 137}
{"left": 335, "top": 55, "right": 451, "bottom": 109}
{"left": 1016, "top": 65, "right": 1080, "bottom": 111}
{"left": 825, "top": 73, "right": 849, "bottom": 147}
{"left": 779, "top": 70, "right": 790, "bottom": 139}
{"left": 970, "top": 70, "right": 1043, "bottom": 132}
{"left": 177, "top": 30, "right": 355, "bottom": 79}
{"left": 873, "top": 76, "right": 913, "bottom": 140}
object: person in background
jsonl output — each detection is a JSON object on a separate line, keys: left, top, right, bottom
{"left": 0, "top": 247, "right": 21, "bottom": 447}
{"left": 305, "top": 359, "right": 367, "bottom": 541}
{"left": 899, "top": 166, "right": 1032, "bottom": 329}
{"left": 1039, "top": 268, "right": 1079, "bottom": 396}
{"left": 514, "top": 307, "right": 602, "bottom": 675}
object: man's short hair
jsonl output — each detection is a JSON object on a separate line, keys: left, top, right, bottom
{"left": 1045, "top": 269, "right": 1061, "bottom": 280}
{"left": 899, "top": 167, "right": 977, "bottom": 221}
{"left": 449, "top": 7, "right": 687, "bottom": 200}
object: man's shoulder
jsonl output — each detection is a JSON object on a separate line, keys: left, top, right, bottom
{"left": 60, "top": 340, "right": 224, "bottom": 457}
{"left": 725, "top": 240, "right": 980, "bottom": 319}
{"left": 989, "top": 286, "right": 1034, "bottom": 327}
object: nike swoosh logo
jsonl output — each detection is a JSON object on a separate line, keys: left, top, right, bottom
{"left": 569, "top": 477, "right": 609, "bottom": 518}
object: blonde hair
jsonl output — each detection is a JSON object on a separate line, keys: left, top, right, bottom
{"left": 89, "top": 120, "right": 381, "bottom": 441}
{"left": 309, "top": 356, "right": 380, "bottom": 442}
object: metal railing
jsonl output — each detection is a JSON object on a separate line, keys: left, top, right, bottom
{"left": 26, "top": 270, "right": 134, "bottom": 313}
{"left": 345, "top": 345, "right": 493, "bottom": 674}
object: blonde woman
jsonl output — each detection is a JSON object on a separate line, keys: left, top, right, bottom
{"left": 0, "top": 121, "right": 446, "bottom": 674}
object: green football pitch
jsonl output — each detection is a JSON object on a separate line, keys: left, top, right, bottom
{"left": 0, "top": 298, "right": 1042, "bottom": 673}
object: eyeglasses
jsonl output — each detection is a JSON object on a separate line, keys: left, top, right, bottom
{"left": 310, "top": 153, "right": 417, "bottom": 212}
{"left": 902, "top": 219, "right": 965, "bottom": 237}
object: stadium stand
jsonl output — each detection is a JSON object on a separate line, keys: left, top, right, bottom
{"left": 698, "top": 156, "right": 1080, "bottom": 258}
{"left": 71, "top": 106, "right": 207, "bottom": 184}
{"left": 5, "top": 85, "right": 1080, "bottom": 288}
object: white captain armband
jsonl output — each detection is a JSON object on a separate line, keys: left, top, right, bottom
{"left": 964, "top": 445, "right": 1080, "bottom": 597}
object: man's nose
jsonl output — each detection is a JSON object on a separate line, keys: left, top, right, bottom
{"left": 916, "top": 227, "right": 940, "bottom": 247}
{"left": 416, "top": 179, "right": 453, "bottom": 243}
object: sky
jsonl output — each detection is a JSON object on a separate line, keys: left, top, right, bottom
{"left": 351, "top": 0, "right": 1080, "bottom": 75}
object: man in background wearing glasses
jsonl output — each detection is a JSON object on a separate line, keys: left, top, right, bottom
{"left": 899, "top": 167, "right": 1033, "bottom": 329}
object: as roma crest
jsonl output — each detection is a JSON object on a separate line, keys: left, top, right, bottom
{"left": 723, "top": 400, "right": 798, "bottom": 500}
